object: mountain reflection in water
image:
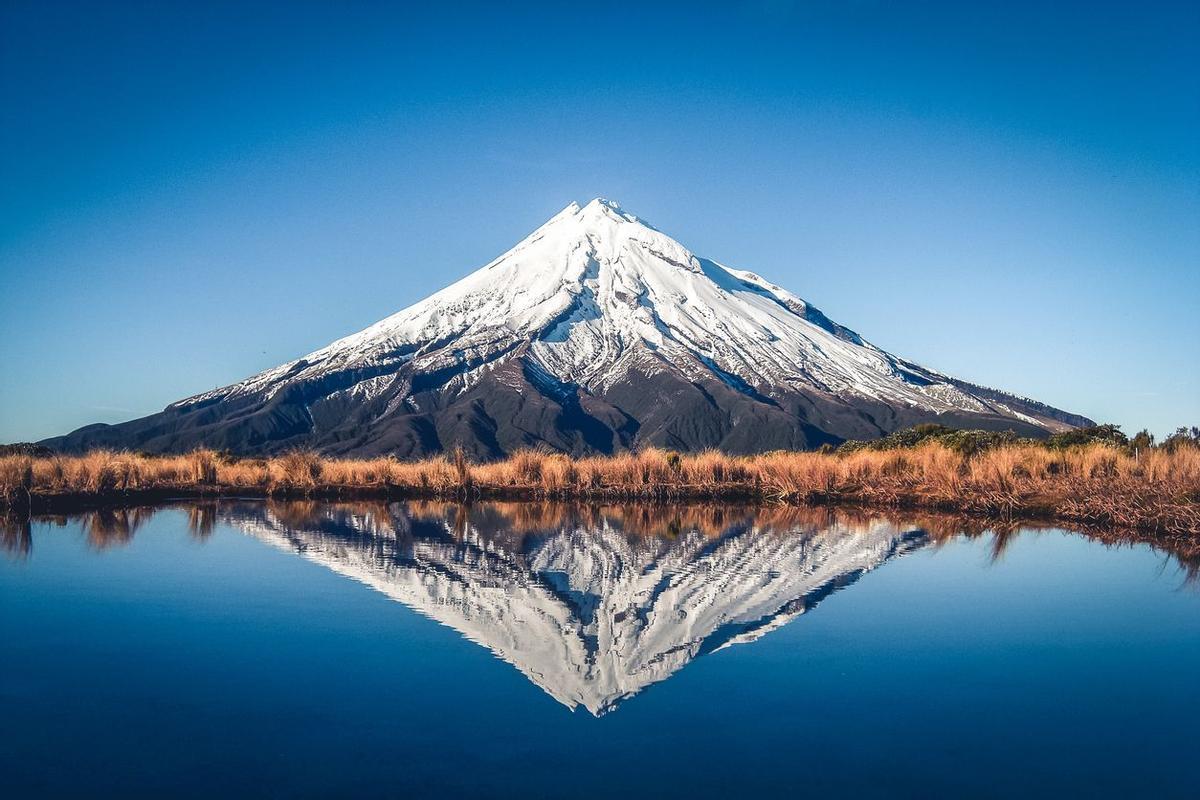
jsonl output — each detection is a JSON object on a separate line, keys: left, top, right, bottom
{"left": 6, "top": 500, "right": 1196, "bottom": 718}
{"left": 222, "top": 501, "right": 927, "bottom": 715}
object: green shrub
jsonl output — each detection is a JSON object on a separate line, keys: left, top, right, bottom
{"left": 1047, "top": 424, "right": 1128, "bottom": 449}
{"left": 836, "top": 424, "right": 1023, "bottom": 456}
{"left": 1161, "top": 426, "right": 1200, "bottom": 453}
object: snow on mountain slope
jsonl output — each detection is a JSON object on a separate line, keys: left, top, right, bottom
{"left": 182, "top": 198, "right": 1033, "bottom": 413}
{"left": 45, "top": 198, "right": 1090, "bottom": 457}
{"left": 225, "top": 502, "right": 927, "bottom": 715}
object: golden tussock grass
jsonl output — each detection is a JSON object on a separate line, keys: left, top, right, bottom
{"left": 1, "top": 443, "right": 1198, "bottom": 535}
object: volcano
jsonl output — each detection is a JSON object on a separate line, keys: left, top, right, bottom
{"left": 45, "top": 199, "right": 1090, "bottom": 457}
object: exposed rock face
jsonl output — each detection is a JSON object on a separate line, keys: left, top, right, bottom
{"left": 44, "top": 199, "right": 1090, "bottom": 457}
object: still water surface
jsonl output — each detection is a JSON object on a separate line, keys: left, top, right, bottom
{"left": 2, "top": 501, "right": 1198, "bottom": 798}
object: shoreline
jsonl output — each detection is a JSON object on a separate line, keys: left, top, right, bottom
{"left": 3, "top": 481, "right": 1190, "bottom": 533}
{"left": 2, "top": 441, "right": 1197, "bottom": 536}
{"left": 8, "top": 490, "right": 1199, "bottom": 583}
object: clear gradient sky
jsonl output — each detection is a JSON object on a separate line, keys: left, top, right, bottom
{"left": 2, "top": 0, "right": 1197, "bottom": 443}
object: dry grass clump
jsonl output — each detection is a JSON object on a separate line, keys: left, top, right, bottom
{"left": 271, "top": 450, "right": 323, "bottom": 489}
{"left": 2, "top": 442, "right": 1198, "bottom": 534}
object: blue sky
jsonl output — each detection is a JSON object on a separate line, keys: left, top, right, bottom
{"left": 2, "top": 0, "right": 1197, "bottom": 442}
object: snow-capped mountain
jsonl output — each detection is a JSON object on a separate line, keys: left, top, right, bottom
{"left": 222, "top": 501, "right": 928, "bottom": 715}
{"left": 46, "top": 198, "right": 1090, "bottom": 456}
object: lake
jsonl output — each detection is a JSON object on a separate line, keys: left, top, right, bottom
{"left": 2, "top": 500, "right": 1197, "bottom": 798}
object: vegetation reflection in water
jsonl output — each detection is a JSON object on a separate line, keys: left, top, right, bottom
{"left": 5, "top": 500, "right": 1196, "bottom": 718}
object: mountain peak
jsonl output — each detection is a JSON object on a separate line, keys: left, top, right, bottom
{"left": 570, "top": 197, "right": 651, "bottom": 228}
{"left": 582, "top": 196, "right": 626, "bottom": 214}
{"left": 45, "top": 200, "right": 1091, "bottom": 458}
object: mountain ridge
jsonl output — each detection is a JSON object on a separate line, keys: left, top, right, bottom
{"left": 43, "top": 198, "right": 1092, "bottom": 457}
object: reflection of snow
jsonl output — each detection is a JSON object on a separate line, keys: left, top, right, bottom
{"left": 227, "top": 502, "right": 927, "bottom": 716}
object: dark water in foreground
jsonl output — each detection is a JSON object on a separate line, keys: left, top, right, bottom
{"left": 1, "top": 501, "right": 1198, "bottom": 799}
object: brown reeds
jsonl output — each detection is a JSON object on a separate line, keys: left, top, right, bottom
{"left": 1, "top": 443, "right": 1197, "bottom": 535}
